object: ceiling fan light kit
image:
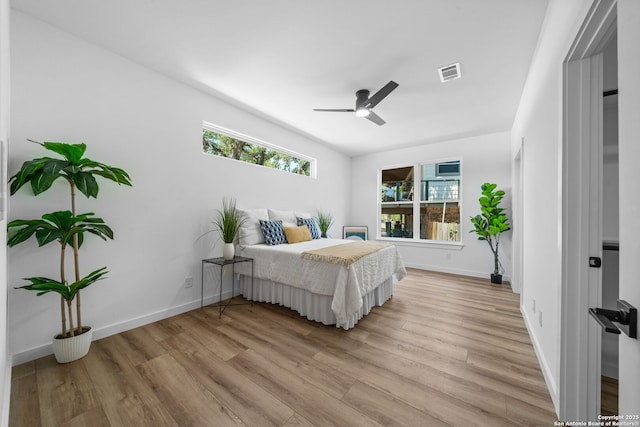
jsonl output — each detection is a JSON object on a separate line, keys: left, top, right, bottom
{"left": 314, "top": 81, "right": 399, "bottom": 126}
{"left": 355, "top": 107, "right": 370, "bottom": 117}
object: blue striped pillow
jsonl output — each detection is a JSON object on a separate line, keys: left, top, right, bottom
{"left": 297, "top": 217, "right": 321, "bottom": 239}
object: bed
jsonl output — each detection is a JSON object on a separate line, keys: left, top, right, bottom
{"left": 232, "top": 208, "right": 406, "bottom": 329}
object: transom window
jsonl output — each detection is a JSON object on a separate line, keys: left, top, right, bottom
{"left": 380, "top": 160, "right": 461, "bottom": 242}
{"left": 202, "top": 122, "right": 315, "bottom": 177}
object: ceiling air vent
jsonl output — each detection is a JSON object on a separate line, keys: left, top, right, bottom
{"left": 438, "top": 62, "right": 461, "bottom": 83}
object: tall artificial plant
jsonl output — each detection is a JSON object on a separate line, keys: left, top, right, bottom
{"left": 469, "top": 182, "right": 511, "bottom": 280}
{"left": 8, "top": 140, "right": 132, "bottom": 338}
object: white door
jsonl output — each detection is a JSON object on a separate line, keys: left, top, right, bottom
{"left": 562, "top": 0, "right": 640, "bottom": 421}
{"left": 616, "top": 0, "right": 640, "bottom": 415}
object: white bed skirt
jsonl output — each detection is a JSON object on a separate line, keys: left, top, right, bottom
{"left": 238, "top": 275, "right": 394, "bottom": 330}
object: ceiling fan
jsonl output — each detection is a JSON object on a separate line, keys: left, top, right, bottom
{"left": 313, "top": 80, "right": 399, "bottom": 126}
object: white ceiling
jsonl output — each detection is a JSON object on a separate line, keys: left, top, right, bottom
{"left": 12, "top": 0, "right": 549, "bottom": 156}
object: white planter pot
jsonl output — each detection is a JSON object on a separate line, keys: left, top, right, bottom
{"left": 52, "top": 327, "right": 92, "bottom": 363}
{"left": 223, "top": 243, "right": 235, "bottom": 260}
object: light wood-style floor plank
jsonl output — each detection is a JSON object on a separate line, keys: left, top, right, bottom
{"left": 601, "top": 376, "right": 618, "bottom": 416}
{"left": 10, "top": 268, "right": 559, "bottom": 426}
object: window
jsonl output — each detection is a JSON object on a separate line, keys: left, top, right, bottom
{"left": 380, "top": 160, "right": 461, "bottom": 242}
{"left": 202, "top": 122, "right": 315, "bottom": 177}
{"left": 380, "top": 166, "right": 414, "bottom": 238}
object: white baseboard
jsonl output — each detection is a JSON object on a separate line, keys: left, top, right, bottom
{"left": 404, "top": 262, "right": 512, "bottom": 283}
{"left": 11, "top": 289, "right": 237, "bottom": 366}
{"left": 521, "top": 304, "right": 559, "bottom": 416}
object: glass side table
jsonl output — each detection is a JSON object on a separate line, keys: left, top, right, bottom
{"left": 201, "top": 256, "right": 254, "bottom": 318}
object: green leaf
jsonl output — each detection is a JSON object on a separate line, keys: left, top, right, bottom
{"left": 92, "top": 167, "right": 133, "bottom": 186}
{"left": 9, "top": 159, "right": 49, "bottom": 195}
{"left": 84, "top": 224, "right": 114, "bottom": 240}
{"left": 9, "top": 141, "right": 132, "bottom": 199}
{"left": 29, "top": 170, "right": 57, "bottom": 195}
{"left": 43, "top": 142, "right": 87, "bottom": 164}
{"left": 43, "top": 159, "right": 71, "bottom": 178}
{"left": 67, "top": 267, "right": 108, "bottom": 296}
{"left": 35, "top": 228, "right": 64, "bottom": 246}
{"left": 15, "top": 267, "right": 107, "bottom": 301}
{"left": 7, "top": 223, "right": 43, "bottom": 247}
{"left": 15, "top": 276, "right": 71, "bottom": 299}
{"left": 7, "top": 211, "right": 113, "bottom": 248}
{"left": 72, "top": 172, "right": 99, "bottom": 198}
{"left": 41, "top": 210, "right": 74, "bottom": 228}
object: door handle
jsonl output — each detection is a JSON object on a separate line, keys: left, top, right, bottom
{"left": 588, "top": 299, "right": 637, "bottom": 339}
{"left": 589, "top": 308, "right": 622, "bottom": 334}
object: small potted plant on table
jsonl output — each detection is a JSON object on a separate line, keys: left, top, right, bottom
{"left": 315, "top": 210, "right": 334, "bottom": 238}
{"left": 212, "top": 197, "right": 245, "bottom": 260}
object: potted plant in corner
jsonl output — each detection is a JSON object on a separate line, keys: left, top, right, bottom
{"left": 315, "top": 210, "right": 334, "bottom": 238}
{"left": 212, "top": 197, "right": 245, "bottom": 260}
{"left": 7, "top": 140, "right": 132, "bottom": 363}
{"left": 469, "top": 182, "right": 511, "bottom": 284}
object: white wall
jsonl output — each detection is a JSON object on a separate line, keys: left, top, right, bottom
{"left": 350, "top": 131, "right": 512, "bottom": 280}
{"left": 510, "top": 0, "right": 595, "bottom": 413}
{"left": 8, "top": 11, "right": 351, "bottom": 364}
{"left": 0, "top": 0, "right": 10, "bottom": 424}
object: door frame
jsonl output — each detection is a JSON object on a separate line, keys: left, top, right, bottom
{"left": 561, "top": 0, "right": 616, "bottom": 421}
{"left": 512, "top": 140, "right": 524, "bottom": 295}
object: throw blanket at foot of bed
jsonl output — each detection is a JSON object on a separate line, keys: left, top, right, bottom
{"left": 301, "top": 241, "right": 393, "bottom": 267}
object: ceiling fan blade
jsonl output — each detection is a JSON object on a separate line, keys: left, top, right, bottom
{"left": 365, "top": 110, "right": 386, "bottom": 126}
{"left": 313, "top": 108, "right": 355, "bottom": 112}
{"left": 362, "top": 81, "right": 399, "bottom": 109}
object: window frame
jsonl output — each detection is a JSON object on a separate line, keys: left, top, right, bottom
{"left": 202, "top": 121, "right": 317, "bottom": 178}
{"left": 378, "top": 158, "right": 464, "bottom": 248}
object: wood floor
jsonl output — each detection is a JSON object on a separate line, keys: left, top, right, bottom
{"left": 601, "top": 376, "right": 619, "bottom": 416}
{"left": 10, "top": 268, "right": 558, "bottom": 426}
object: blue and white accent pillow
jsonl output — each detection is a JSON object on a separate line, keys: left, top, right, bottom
{"left": 297, "top": 217, "right": 321, "bottom": 239}
{"left": 259, "top": 219, "right": 287, "bottom": 246}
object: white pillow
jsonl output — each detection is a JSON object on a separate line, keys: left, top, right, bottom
{"left": 238, "top": 208, "right": 269, "bottom": 246}
{"left": 268, "top": 209, "right": 297, "bottom": 227}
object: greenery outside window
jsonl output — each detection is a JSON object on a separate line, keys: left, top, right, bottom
{"left": 202, "top": 122, "right": 315, "bottom": 177}
{"left": 380, "top": 160, "right": 461, "bottom": 242}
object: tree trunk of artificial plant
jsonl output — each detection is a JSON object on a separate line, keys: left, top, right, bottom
{"left": 60, "top": 242, "right": 67, "bottom": 337}
{"left": 70, "top": 181, "right": 82, "bottom": 335}
{"left": 66, "top": 299, "right": 74, "bottom": 337}
{"left": 487, "top": 236, "right": 500, "bottom": 276}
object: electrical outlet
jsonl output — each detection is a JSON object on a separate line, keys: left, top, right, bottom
{"left": 533, "top": 299, "right": 536, "bottom": 313}
{"left": 538, "top": 311, "right": 543, "bottom": 327}
{"left": 184, "top": 276, "right": 193, "bottom": 288}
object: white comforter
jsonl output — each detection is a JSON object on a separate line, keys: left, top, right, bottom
{"left": 236, "top": 238, "right": 406, "bottom": 325}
